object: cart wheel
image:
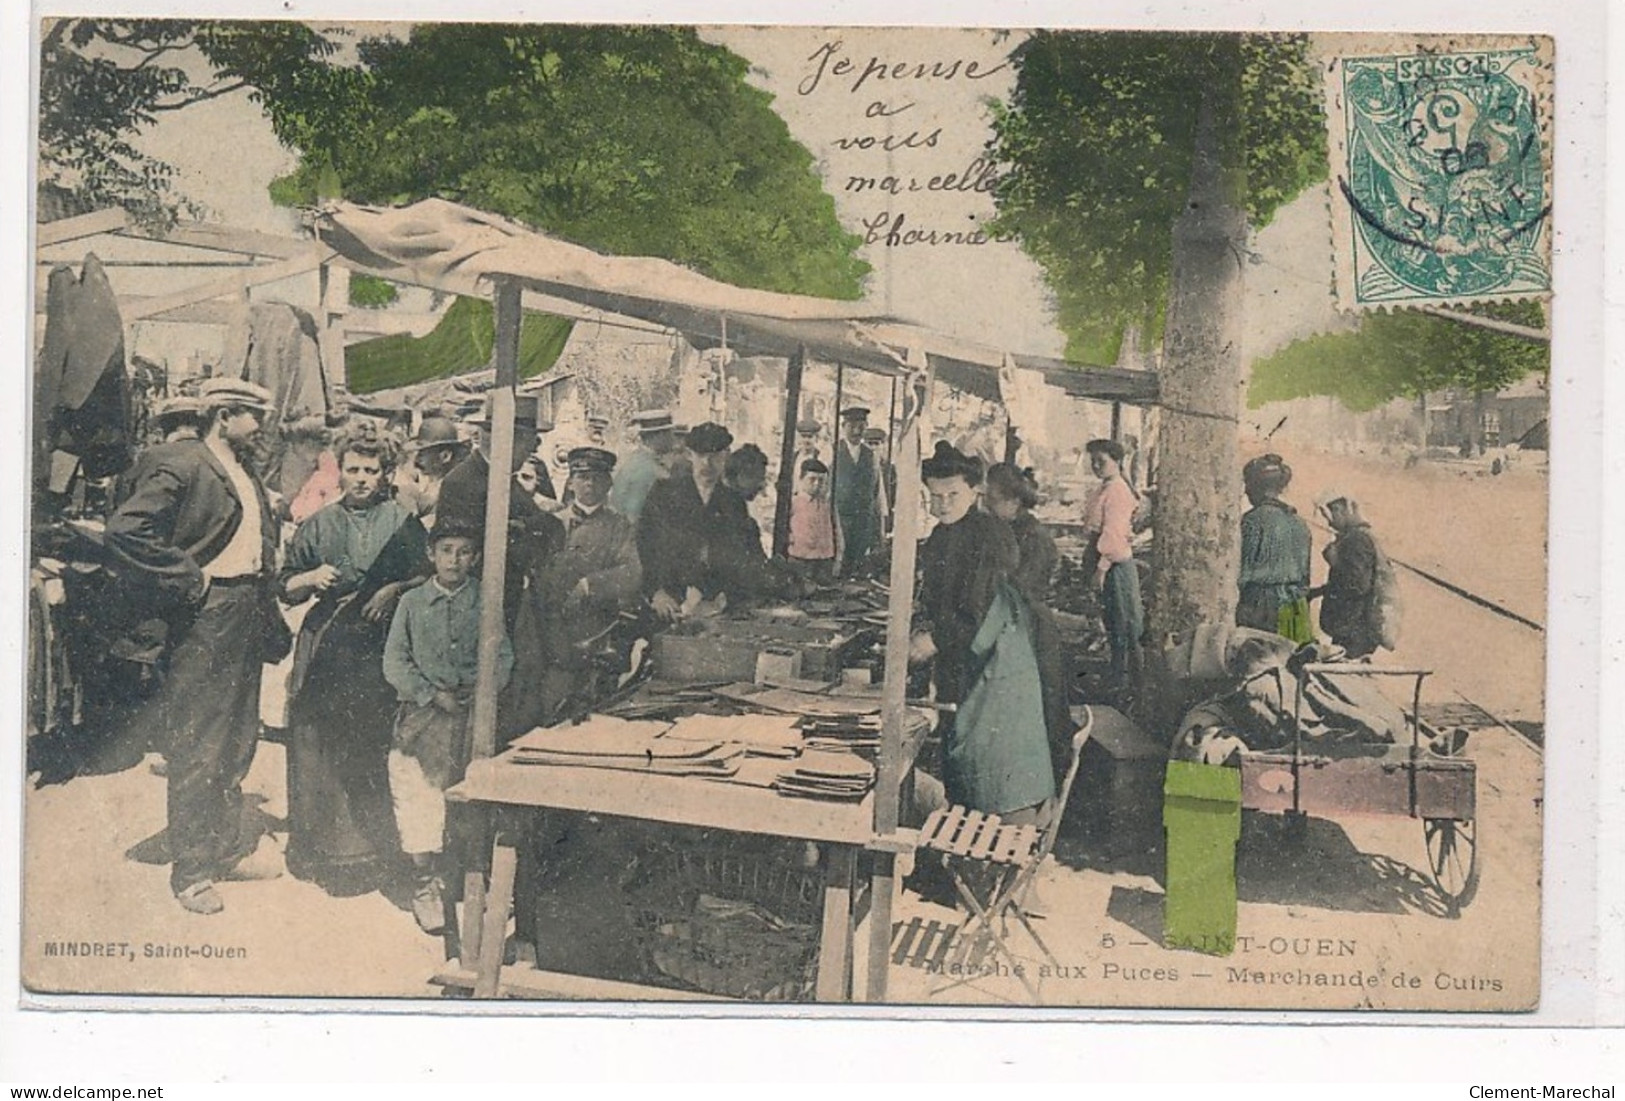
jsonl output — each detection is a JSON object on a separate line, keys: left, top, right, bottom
{"left": 1423, "top": 818, "right": 1480, "bottom": 917}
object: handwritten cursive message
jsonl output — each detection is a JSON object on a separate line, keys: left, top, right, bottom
{"left": 797, "top": 38, "right": 1010, "bottom": 248}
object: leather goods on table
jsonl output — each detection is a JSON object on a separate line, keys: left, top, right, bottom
{"left": 773, "top": 747, "right": 875, "bottom": 801}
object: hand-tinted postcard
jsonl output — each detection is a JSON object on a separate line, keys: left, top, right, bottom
{"left": 23, "top": 20, "right": 1550, "bottom": 1010}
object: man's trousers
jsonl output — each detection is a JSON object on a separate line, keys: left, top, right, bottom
{"left": 161, "top": 581, "right": 265, "bottom": 894}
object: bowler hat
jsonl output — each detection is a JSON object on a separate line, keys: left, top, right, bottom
{"left": 685, "top": 422, "right": 733, "bottom": 455}
{"left": 470, "top": 393, "right": 550, "bottom": 431}
{"left": 405, "top": 414, "right": 462, "bottom": 452}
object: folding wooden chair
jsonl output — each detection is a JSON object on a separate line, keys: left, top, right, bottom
{"left": 916, "top": 706, "right": 1094, "bottom": 1001}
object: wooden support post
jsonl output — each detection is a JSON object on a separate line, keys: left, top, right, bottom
{"left": 864, "top": 851, "right": 895, "bottom": 1001}
{"left": 471, "top": 278, "right": 521, "bottom": 760}
{"left": 868, "top": 345, "right": 933, "bottom": 1003}
{"left": 829, "top": 363, "right": 846, "bottom": 563}
{"left": 461, "top": 278, "right": 522, "bottom": 973}
{"left": 771, "top": 345, "right": 807, "bottom": 558}
{"left": 473, "top": 831, "right": 520, "bottom": 998}
{"left": 815, "top": 845, "right": 857, "bottom": 1002}
{"left": 1111, "top": 401, "right": 1124, "bottom": 442}
{"left": 317, "top": 262, "right": 349, "bottom": 407}
{"left": 886, "top": 377, "right": 899, "bottom": 470}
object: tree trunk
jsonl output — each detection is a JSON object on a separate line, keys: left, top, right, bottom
{"left": 1146, "top": 43, "right": 1248, "bottom": 647}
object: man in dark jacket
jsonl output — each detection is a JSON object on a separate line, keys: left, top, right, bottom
{"left": 637, "top": 422, "right": 761, "bottom": 617}
{"left": 105, "top": 378, "right": 281, "bottom": 915}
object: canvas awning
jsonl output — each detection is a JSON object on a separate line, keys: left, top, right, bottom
{"left": 319, "top": 198, "right": 910, "bottom": 375}
{"left": 318, "top": 198, "right": 1160, "bottom": 404}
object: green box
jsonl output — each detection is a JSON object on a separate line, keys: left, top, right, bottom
{"left": 1162, "top": 761, "right": 1242, "bottom": 955}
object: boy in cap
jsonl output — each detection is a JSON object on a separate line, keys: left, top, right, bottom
{"left": 608, "top": 408, "right": 676, "bottom": 524}
{"left": 105, "top": 377, "right": 283, "bottom": 915}
{"left": 534, "top": 446, "right": 643, "bottom": 722}
{"left": 792, "top": 416, "right": 824, "bottom": 473}
{"left": 834, "top": 405, "right": 884, "bottom": 575}
{"left": 383, "top": 519, "right": 514, "bottom": 933}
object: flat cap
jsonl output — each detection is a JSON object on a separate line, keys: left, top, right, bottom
{"left": 198, "top": 377, "right": 273, "bottom": 412}
{"left": 152, "top": 395, "right": 205, "bottom": 422}
{"left": 795, "top": 418, "right": 821, "bottom": 435}
{"left": 840, "top": 405, "right": 871, "bottom": 422}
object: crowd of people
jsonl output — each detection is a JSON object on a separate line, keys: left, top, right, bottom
{"left": 97, "top": 374, "right": 1388, "bottom": 934}
{"left": 99, "top": 382, "right": 908, "bottom": 927}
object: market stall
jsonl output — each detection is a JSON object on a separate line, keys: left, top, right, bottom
{"left": 316, "top": 197, "right": 1158, "bottom": 1001}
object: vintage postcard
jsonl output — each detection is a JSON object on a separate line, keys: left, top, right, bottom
{"left": 21, "top": 19, "right": 1555, "bottom": 1013}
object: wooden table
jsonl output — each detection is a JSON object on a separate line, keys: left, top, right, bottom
{"left": 439, "top": 749, "right": 896, "bottom": 1003}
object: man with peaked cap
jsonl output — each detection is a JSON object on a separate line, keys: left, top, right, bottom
{"left": 532, "top": 446, "right": 643, "bottom": 723}
{"left": 833, "top": 405, "right": 884, "bottom": 575}
{"left": 607, "top": 408, "right": 677, "bottom": 524}
{"left": 105, "top": 377, "right": 285, "bottom": 915}
{"left": 637, "top": 421, "right": 756, "bottom": 619}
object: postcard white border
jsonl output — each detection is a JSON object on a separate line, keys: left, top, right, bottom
{"left": 2, "top": 0, "right": 1616, "bottom": 1080}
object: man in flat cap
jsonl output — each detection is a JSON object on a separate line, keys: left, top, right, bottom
{"left": 533, "top": 446, "right": 643, "bottom": 722}
{"left": 608, "top": 408, "right": 677, "bottom": 525}
{"left": 106, "top": 377, "right": 284, "bottom": 915}
{"left": 834, "top": 405, "right": 884, "bottom": 576}
{"left": 637, "top": 421, "right": 759, "bottom": 618}
{"left": 792, "top": 416, "right": 824, "bottom": 474}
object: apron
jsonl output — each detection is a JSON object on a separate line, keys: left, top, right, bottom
{"left": 944, "top": 579, "right": 1058, "bottom": 815}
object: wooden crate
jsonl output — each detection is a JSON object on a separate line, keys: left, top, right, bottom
{"left": 651, "top": 621, "right": 854, "bottom": 684}
{"left": 1068, "top": 706, "right": 1167, "bottom": 853}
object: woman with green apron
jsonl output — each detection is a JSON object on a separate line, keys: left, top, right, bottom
{"left": 910, "top": 443, "right": 1055, "bottom": 823}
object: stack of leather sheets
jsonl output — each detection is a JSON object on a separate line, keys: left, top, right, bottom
{"left": 509, "top": 718, "right": 743, "bottom": 777}
{"left": 772, "top": 748, "right": 875, "bottom": 802}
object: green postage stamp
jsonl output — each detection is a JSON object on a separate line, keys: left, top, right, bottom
{"left": 1324, "top": 37, "right": 1553, "bottom": 310}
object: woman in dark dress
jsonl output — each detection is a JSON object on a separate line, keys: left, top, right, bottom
{"left": 909, "top": 443, "right": 1055, "bottom": 823}
{"left": 280, "top": 426, "right": 426, "bottom": 894}
{"left": 984, "top": 462, "right": 1074, "bottom": 787}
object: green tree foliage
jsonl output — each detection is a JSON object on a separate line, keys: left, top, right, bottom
{"left": 1248, "top": 301, "right": 1548, "bottom": 410}
{"left": 987, "top": 32, "right": 1326, "bottom": 363}
{"left": 259, "top": 24, "right": 869, "bottom": 299}
{"left": 37, "top": 19, "right": 340, "bottom": 228}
